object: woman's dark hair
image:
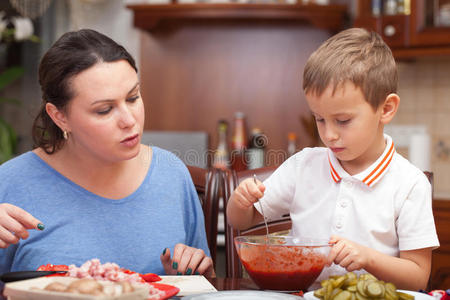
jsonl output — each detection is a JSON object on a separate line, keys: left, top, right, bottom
{"left": 32, "top": 29, "right": 138, "bottom": 154}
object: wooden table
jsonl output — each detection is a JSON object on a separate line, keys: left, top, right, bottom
{"left": 207, "top": 277, "right": 259, "bottom": 291}
{"left": 168, "top": 277, "right": 260, "bottom": 299}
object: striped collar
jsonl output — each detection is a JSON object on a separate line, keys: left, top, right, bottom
{"left": 328, "top": 134, "right": 396, "bottom": 188}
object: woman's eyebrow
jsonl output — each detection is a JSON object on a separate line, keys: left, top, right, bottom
{"left": 127, "top": 82, "right": 140, "bottom": 95}
{"left": 91, "top": 82, "right": 140, "bottom": 105}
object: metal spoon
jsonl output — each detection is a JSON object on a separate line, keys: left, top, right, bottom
{"left": 254, "top": 174, "right": 269, "bottom": 239}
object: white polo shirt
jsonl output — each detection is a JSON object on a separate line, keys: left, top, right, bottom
{"left": 257, "top": 134, "right": 439, "bottom": 287}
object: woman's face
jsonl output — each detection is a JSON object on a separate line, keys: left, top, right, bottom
{"left": 63, "top": 60, "right": 145, "bottom": 163}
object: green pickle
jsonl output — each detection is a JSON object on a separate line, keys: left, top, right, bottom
{"left": 365, "top": 281, "right": 383, "bottom": 297}
{"left": 312, "top": 273, "right": 414, "bottom": 300}
{"left": 398, "top": 292, "right": 415, "bottom": 300}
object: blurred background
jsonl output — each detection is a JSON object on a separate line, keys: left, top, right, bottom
{"left": 2, "top": 0, "right": 450, "bottom": 197}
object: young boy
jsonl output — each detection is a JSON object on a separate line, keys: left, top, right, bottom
{"left": 226, "top": 28, "right": 439, "bottom": 291}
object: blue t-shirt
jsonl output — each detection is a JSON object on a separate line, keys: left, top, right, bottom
{"left": 0, "top": 147, "right": 210, "bottom": 274}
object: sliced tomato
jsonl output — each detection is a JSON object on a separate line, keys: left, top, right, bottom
{"left": 121, "top": 269, "right": 161, "bottom": 283}
{"left": 36, "top": 264, "right": 69, "bottom": 277}
{"left": 139, "top": 273, "right": 161, "bottom": 283}
{"left": 37, "top": 264, "right": 69, "bottom": 272}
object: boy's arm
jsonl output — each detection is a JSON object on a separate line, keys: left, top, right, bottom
{"left": 226, "top": 178, "right": 265, "bottom": 230}
{"left": 328, "top": 236, "right": 432, "bottom": 290}
{"left": 366, "top": 247, "right": 431, "bottom": 290}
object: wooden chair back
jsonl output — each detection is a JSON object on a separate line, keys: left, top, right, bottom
{"left": 187, "top": 165, "right": 221, "bottom": 267}
{"left": 424, "top": 171, "right": 433, "bottom": 198}
{"left": 222, "top": 166, "right": 284, "bottom": 278}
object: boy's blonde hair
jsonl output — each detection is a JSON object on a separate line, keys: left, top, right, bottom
{"left": 303, "top": 28, "right": 397, "bottom": 110}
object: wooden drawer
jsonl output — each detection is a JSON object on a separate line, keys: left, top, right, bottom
{"left": 380, "top": 15, "right": 410, "bottom": 48}
{"left": 430, "top": 200, "right": 450, "bottom": 290}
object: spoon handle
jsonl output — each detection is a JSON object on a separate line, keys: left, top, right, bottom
{"left": 254, "top": 174, "right": 269, "bottom": 238}
{"left": 0, "top": 271, "right": 67, "bottom": 283}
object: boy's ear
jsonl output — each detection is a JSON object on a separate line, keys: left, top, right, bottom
{"left": 380, "top": 93, "right": 400, "bottom": 124}
{"left": 45, "top": 102, "right": 69, "bottom": 132}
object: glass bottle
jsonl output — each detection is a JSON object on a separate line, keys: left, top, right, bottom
{"left": 287, "top": 132, "right": 297, "bottom": 158}
{"left": 384, "top": 0, "right": 398, "bottom": 15}
{"left": 231, "top": 112, "right": 248, "bottom": 171}
{"left": 372, "top": 0, "right": 382, "bottom": 16}
{"left": 212, "top": 120, "right": 230, "bottom": 170}
{"left": 247, "top": 128, "right": 266, "bottom": 170}
{"left": 397, "top": 0, "right": 405, "bottom": 14}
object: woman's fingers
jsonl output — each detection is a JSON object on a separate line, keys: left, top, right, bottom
{"left": 184, "top": 248, "right": 207, "bottom": 275}
{"left": 160, "top": 248, "right": 174, "bottom": 275}
{"left": 0, "top": 227, "right": 19, "bottom": 248}
{"left": 3, "top": 204, "right": 43, "bottom": 230}
{"left": 171, "top": 244, "right": 187, "bottom": 273}
{"left": 195, "top": 256, "right": 214, "bottom": 277}
{"left": 177, "top": 246, "right": 195, "bottom": 274}
{"left": 0, "top": 204, "right": 44, "bottom": 248}
{"left": 3, "top": 217, "right": 30, "bottom": 240}
{"left": 163, "top": 244, "right": 214, "bottom": 276}
{"left": 179, "top": 247, "right": 213, "bottom": 276}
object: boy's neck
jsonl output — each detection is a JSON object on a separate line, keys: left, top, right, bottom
{"left": 338, "top": 133, "right": 387, "bottom": 176}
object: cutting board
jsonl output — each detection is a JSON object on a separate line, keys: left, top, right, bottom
{"left": 158, "top": 276, "right": 217, "bottom": 296}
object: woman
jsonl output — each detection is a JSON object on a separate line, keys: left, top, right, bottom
{"left": 0, "top": 29, "right": 214, "bottom": 277}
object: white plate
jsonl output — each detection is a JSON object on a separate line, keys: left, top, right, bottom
{"left": 182, "top": 290, "right": 304, "bottom": 299}
{"left": 303, "top": 289, "right": 435, "bottom": 300}
{"left": 3, "top": 276, "right": 150, "bottom": 300}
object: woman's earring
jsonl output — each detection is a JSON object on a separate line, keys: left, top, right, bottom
{"left": 63, "top": 130, "right": 68, "bottom": 140}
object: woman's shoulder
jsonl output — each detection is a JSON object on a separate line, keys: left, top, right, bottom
{"left": 0, "top": 152, "right": 45, "bottom": 196}
{"left": 151, "top": 146, "right": 186, "bottom": 166}
{"left": 0, "top": 151, "right": 39, "bottom": 176}
{"left": 150, "top": 146, "right": 190, "bottom": 177}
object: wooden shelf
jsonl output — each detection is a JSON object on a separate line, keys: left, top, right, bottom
{"left": 392, "top": 46, "right": 450, "bottom": 60}
{"left": 127, "top": 3, "right": 348, "bottom": 31}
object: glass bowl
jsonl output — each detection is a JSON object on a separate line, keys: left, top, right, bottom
{"left": 234, "top": 235, "right": 330, "bottom": 291}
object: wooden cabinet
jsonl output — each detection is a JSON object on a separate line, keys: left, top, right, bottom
{"left": 354, "top": 0, "right": 450, "bottom": 59}
{"left": 431, "top": 200, "right": 450, "bottom": 290}
{"left": 128, "top": 3, "right": 348, "bottom": 31}
{"left": 127, "top": 3, "right": 347, "bottom": 159}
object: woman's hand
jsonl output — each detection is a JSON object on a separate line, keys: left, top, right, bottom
{"left": 0, "top": 203, "right": 43, "bottom": 248}
{"left": 160, "top": 244, "right": 215, "bottom": 277}
{"left": 327, "top": 235, "right": 369, "bottom": 272}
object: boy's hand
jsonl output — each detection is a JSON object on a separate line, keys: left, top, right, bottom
{"left": 231, "top": 178, "right": 266, "bottom": 210}
{"left": 327, "top": 235, "right": 369, "bottom": 272}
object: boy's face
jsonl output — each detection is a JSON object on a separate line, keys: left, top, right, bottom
{"left": 305, "top": 81, "right": 386, "bottom": 172}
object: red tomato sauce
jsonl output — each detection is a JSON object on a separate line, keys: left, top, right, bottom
{"left": 239, "top": 244, "right": 326, "bottom": 291}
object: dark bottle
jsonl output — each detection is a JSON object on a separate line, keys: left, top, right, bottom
{"left": 247, "top": 128, "right": 266, "bottom": 169}
{"left": 212, "top": 120, "right": 230, "bottom": 170}
{"left": 231, "top": 112, "right": 248, "bottom": 171}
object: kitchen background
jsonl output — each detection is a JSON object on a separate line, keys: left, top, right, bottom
{"left": 1, "top": 0, "right": 450, "bottom": 199}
